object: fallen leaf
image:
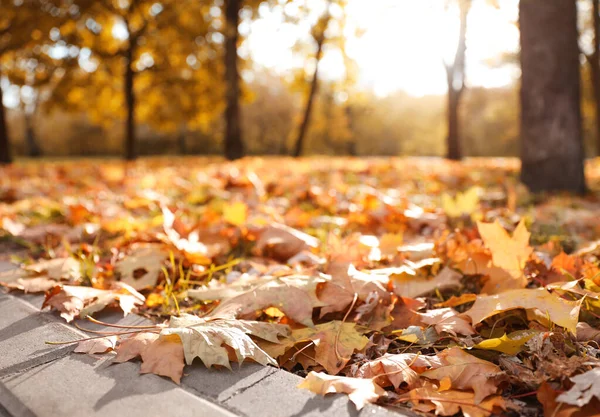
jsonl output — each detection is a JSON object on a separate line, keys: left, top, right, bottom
{"left": 254, "top": 223, "right": 319, "bottom": 261}
{"left": 421, "top": 347, "right": 502, "bottom": 403}
{"left": 160, "top": 313, "right": 289, "bottom": 369}
{"left": 298, "top": 371, "right": 385, "bottom": 410}
{"left": 576, "top": 322, "right": 600, "bottom": 343}
{"left": 116, "top": 244, "right": 168, "bottom": 290}
{"left": 463, "top": 288, "right": 581, "bottom": 334}
{"left": 223, "top": 201, "right": 248, "bottom": 226}
{"left": 538, "top": 381, "right": 598, "bottom": 417}
{"left": 392, "top": 266, "right": 462, "bottom": 298}
{"left": 476, "top": 220, "right": 532, "bottom": 290}
{"left": 418, "top": 308, "right": 475, "bottom": 336}
{"left": 398, "top": 385, "right": 508, "bottom": 417}
{"left": 472, "top": 330, "right": 538, "bottom": 355}
{"left": 115, "top": 332, "right": 185, "bottom": 384}
{"left": 355, "top": 353, "right": 442, "bottom": 388}
{"left": 434, "top": 293, "right": 477, "bottom": 308}
{"left": 318, "top": 261, "right": 390, "bottom": 317}
{"left": 42, "top": 284, "right": 145, "bottom": 322}
{"left": 268, "top": 321, "right": 368, "bottom": 374}
{"left": 75, "top": 336, "right": 118, "bottom": 354}
{"left": 442, "top": 187, "right": 479, "bottom": 218}
{"left": 557, "top": 368, "right": 600, "bottom": 407}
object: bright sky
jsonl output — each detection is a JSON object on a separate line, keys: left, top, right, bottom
{"left": 246, "top": 0, "right": 521, "bottom": 97}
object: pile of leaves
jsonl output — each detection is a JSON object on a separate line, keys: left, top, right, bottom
{"left": 2, "top": 157, "right": 600, "bottom": 416}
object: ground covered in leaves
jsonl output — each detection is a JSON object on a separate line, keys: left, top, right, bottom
{"left": 3, "top": 157, "right": 600, "bottom": 417}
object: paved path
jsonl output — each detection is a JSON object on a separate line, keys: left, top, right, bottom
{"left": 0, "top": 262, "right": 414, "bottom": 417}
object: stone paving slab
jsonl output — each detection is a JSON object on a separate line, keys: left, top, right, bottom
{"left": 0, "top": 260, "right": 413, "bottom": 417}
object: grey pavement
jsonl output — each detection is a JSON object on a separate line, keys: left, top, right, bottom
{"left": 0, "top": 261, "right": 415, "bottom": 417}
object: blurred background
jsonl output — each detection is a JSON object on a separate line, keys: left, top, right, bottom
{"left": 0, "top": 0, "right": 597, "bottom": 159}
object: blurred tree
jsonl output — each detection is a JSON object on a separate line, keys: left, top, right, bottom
{"left": 444, "top": 0, "right": 471, "bottom": 160}
{"left": 583, "top": 0, "right": 600, "bottom": 156}
{"left": 223, "top": 0, "right": 244, "bottom": 160}
{"left": 292, "top": 0, "right": 332, "bottom": 157}
{"left": 0, "top": 0, "right": 66, "bottom": 164}
{"left": 520, "top": 0, "right": 586, "bottom": 193}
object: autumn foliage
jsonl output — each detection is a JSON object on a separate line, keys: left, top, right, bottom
{"left": 2, "top": 157, "right": 600, "bottom": 416}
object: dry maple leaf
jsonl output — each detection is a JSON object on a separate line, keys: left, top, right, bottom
{"left": 254, "top": 223, "right": 320, "bottom": 262}
{"left": 160, "top": 313, "right": 289, "bottom": 369}
{"left": 476, "top": 220, "right": 532, "bottom": 292}
{"left": 42, "top": 284, "right": 145, "bottom": 322}
{"left": 75, "top": 335, "right": 118, "bottom": 354}
{"left": 398, "top": 385, "right": 508, "bottom": 417}
{"left": 354, "top": 353, "right": 442, "bottom": 389}
{"left": 297, "top": 371, "right": 385, "bottom": 410}
{"left": 392, "top": 266, "right": 462, "bottom": 299}
{"left": 265, "top": 321, "right": 369, "bottom": 374}
{"left": 0, "top": 257, "right": 82, "bottom": 293}
{"left": 209, "top": 281, "right": 315, "bottom": 326}
{"left": 418, "top": 308, "right": 475, "bottom": 336}
{"left": 114, "top": 332, "right": 185, "bottom": 384}
{"left": 557, "top": 368, "right": 600, "bottom": 407}
{"left": 421, "top": 347, "right": 502, "bottom": 404}
{"left": 115, "top": 244, "right": 168, "bottom": 290}
{"left": 463, "top": 288, "right": 581, "bottom": 334}
{"left": 189, "top": 274, "right": 326, "bottom": 327}
{"left": 318, "top": 261, "right": 390, "bottom": 317}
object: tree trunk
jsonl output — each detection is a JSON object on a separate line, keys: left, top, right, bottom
{"left": 223, "top": 0, "right": 244, "bottom": 160}
{"left": 445, "top": 0, "right": 469, "bottom": 160}
{"left": 0, "top": 77, "right": 12, "bottom": 165}
{"left": 178, "top": 126, "right": 187, "bottom": 155}
{"left": 24, "top": 113, "right": 41, "bottom": 158}
{"left": 0, "top": 73, "right": 11, "bottom": 165}
{"left": 293, "top": 10, "right": 330, "bottom": 158}
{"left": 520, "top": 0, "right": 586, "bottom": 193}
{"left": 591, "top": 0, "right": 600, "bottom": 156}
{"left": 124, "top": 43, "right": 136, "bottom": 161}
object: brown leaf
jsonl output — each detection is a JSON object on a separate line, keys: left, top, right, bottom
{"left": 254, "top": 223, "right": 319, "bottom": 262}
{"left": 298, "top": 371, "right": 385, "bottom": 410}
{"left": 537, "top": 382, "right": 598, "bottom": 417}
{"left": 115, "top": 332, "right": 185, "bottom": 384}
{"left": 318, "top": 261, "right": 390, "bottom": 317}
{"left": 398, "top": 385, "right": 508, "bottom": 417}
{"left": 116, "top": 244, "right": 168, "bottom": 290}
{"left": 42, "top": 284, "right": 145, "bottom": 322}
{"left": 392, "top": 266, "right": 462, "bottom": 298}
{"left": 354, "top": 353, "right": 442, "bottom": 389}
{"left": 418, "top": 308, "right": 475, "bottom": 336}
{"left": 420, "top": 347, "right": 502, "bottom": 403}
{"left": 75, "top": 336, "right": 117, "bottom": 354}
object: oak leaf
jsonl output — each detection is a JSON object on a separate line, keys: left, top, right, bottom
{"left": 464, "top": 288, "right": 581, "bottom": 334}
{"left": 298, "top": 371, "right": 385, "bottom": 410}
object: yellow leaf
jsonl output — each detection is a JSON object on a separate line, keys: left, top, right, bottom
{"left": 442, "top": 187, "right": 479, "bottom": 218}
{"left": 472, "top": 330, "right": 538, "bottom": 355}
{"left": 464, "top": 288, "right": 581, "bottom": 334}
{"left": 223, "top": 202, "right": 248, "bottom": 226}
{"left": 477, "top": 220, "right": 532, "bottom": 280}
